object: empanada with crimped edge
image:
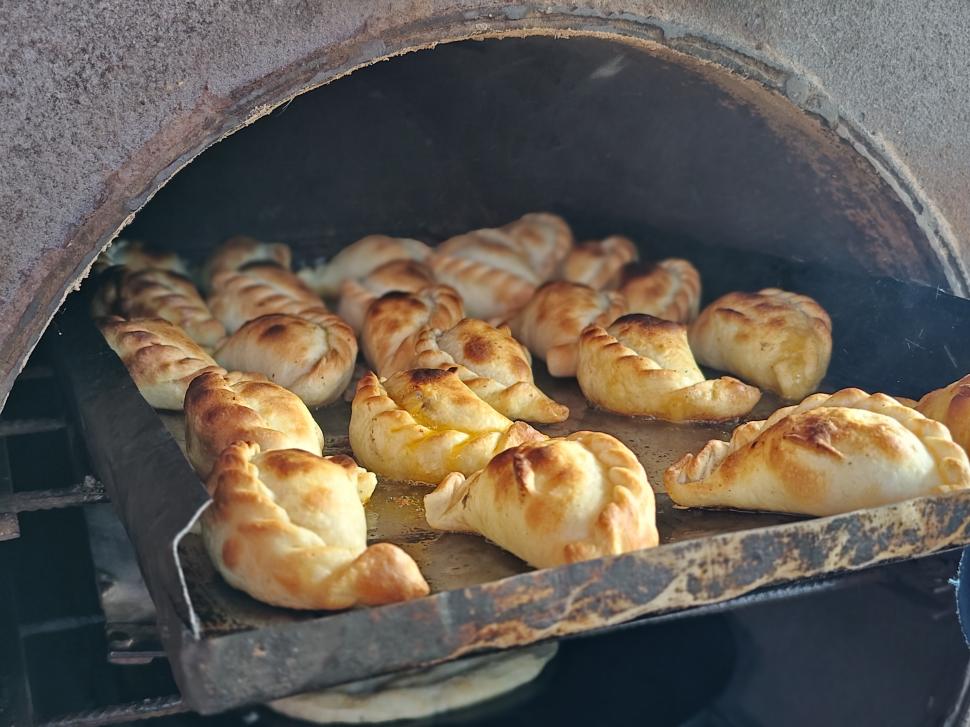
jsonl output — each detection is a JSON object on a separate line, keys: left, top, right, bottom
{"left": 507, "top": 281, "right": 626, "bottom": 377}
{"left": 337, "top": 260, "right": 437, "bottom": 333}
{"left": 298, "top": 235, "right": 432, "bottom": 297}
{"left": 499, "top": 212, "right": 574, "bottom": 281}
{"left": 99, "top": 316, "right": 225, "bottom": 411}
{"left": 577, "top": 314, "right": 760, "bottom": 422}
{"left": 208, "top": 263, "right": 329, "bottom": 334}
{"left": 203, "top": 442, "right": 429, "bottom": 610}
{"left": 424, "top": 431, "right": 659, "bottom": 568}
{"left": 184, "top": 370, "right": 324, "bottom": 477}
{"left": 361, "top": 285, "right": 464, "bottom": 378}
{"left": 410, "top": 319, "right": 569, "bottom": 423}
{"left": 560, "top": 235, "right": 638, "bottom": 290}
{"left": 664, "top": 388, "right": 970, "bottom": 516}
{"left": 688, "top": 288, "right": 832, "bottom": 400}
{"left": 93, "top": 239, "right": 190, "bottom": 277}
{"left": 349, "top": 369, "right": 545, "bottom": 483}
{"left": 619, "top": 258, "right": 701, "bottom": 323}
{"left": 916, "top": 374, "right": 970, "bottom": 453}
{"left": 202, "top": 235, "right": 292, "bottom": 289}
{"left": 214, "top": 313, "right": 357, "bottom": 408}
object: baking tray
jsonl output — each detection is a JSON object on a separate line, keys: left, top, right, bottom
{"left": 50, "top": 244, "right": 970, "bottom": 714}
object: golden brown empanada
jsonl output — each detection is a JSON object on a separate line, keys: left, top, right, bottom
{"left": 94, "top": 239, "right": 189, "bottom": 276}
{"left": 425, "top": 431, "right": 658, "bottom": 568}
{"left": 203, "top": 442, "right": 429, "bottom": 610}
{"left": 202, "top": 235, "right": 292, "bottom": 288}
{"left": 360, "top": 286, "right": 464, "bottom": 378}
{"left": 577, "top": 314, "right": 760, "bottom": 422}
{"left": 499, "top": 212, "right": 574, "bottom": 281}
{"left": 99, "top": 316, "right": 224, "bottom": 410}
{"left": 508, "top": 281, "right": 626, "bottom": 377}
{"left": 618, "top": 258, "right": 701, "bottom": 323}
{"left": 298, "top": 235, "right": 433, "bottom": 297}
{"left": 214, "top": 313, "right": 358, "bottom": 408}
{"left": 916, "top": 374, "right": 970, "bottom": 453}
{"left": 410, "top": 319, "right": 569, "bottom": 423}
{"left": 208, "top": 263, "right": 329, "bottom": 334}
{"left": 184, "top": 370, "right": 324, "bottom": 477}
{"left": 688, "top": 288, "right": 832, "bottom": 400}
{"left": 665, "top": 388, "right": 970, "bottom": 516}
{"left": 116, "top": 268, "right": 227, "bottom": 349}
{"left": 337, "top": 259, "right": 437, "bottom": 333}
{"left": 349, "top": 369, "right": 545, "bottom": 483}
{"left": 560, "top": 236, "right": 638, "bottom": 290}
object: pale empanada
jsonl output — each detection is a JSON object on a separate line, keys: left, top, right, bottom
{"left": 94, "top": 239, "right": 189, "bottom": 276}
{"left": 916, "top": 374, "right": 970, "bottom": 453}
{"left": 560, "top": 236, "right": 638, "bottom": 290}
{"left": 202, "top": 235, "right": 292, "bottom": 289}
{"left": 508, "top": 281, "right": 626, "bottom": 377}
{"left": 360, "top": 286, "right": 464, "bottom": 378}
{"left": 664, "top": 388, "right": 970, "bottom": 516}
{"left": 499, "top": 212, "right": 574, "bottom": 281}
{"left": 349, "top": 369, "right": 545, "bottom": 483}
{"left": 99, "top": 316, "right": 224, "bottom": 410}
{"left": 410, "top": 319, "right": 569, "bottom": 423}
{"left": 214, "top": 313, "right": 358, "bottom": 408}
{"left": 203, "top": 442, "right": 429, "bottom": 610}
{"left": 298, "top": 235, "right": 433, "bottom": 297}
{"left": 184, "top": 370, "right": 324, "bottom": 477}
{"left": 117, "top": 268, "right": 227, "bottom": 349}
{"left": 337, "top": 259, "right": 437, "bottom": 333}
{"left": 618, "top": 258, "right": 701, "bottom": 323}
{"left": 424, "top": 431, "right": 658, "bottom": 568}
{"left": 577, "top": 314, "right": 760, "bottom": 422}
{"left": 208, "top": 263, "right": 329, "bottom": 334}
{"left": 688, "top": 288, "right": 832, "bottom": 400}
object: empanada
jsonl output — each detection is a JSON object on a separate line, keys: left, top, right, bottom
{"left": 202, "top": 235, "right": 292, "bottom": 288}
{"left": 560, "top": 236, "right": 638, "bottom": 290}
{"left": 916, "top": 374, "right": 970, "bottom": 453}
{"left": 184, "top": 370, "right": 324, "bottom": 477}
{"left": 424, "top": 431, "right": 659, "bottom": 568}
{"left": 360, "top": 286, "right": 464, "bottom": 378}
{"left": 349, "top": 369, "right": 545, "bottom": 483}
{"left": 208, "top": 263, "right": 329, "bottom": 334}
{"left": 664, "top": 388, "right": 970, "bottom": 516}
{"left": 337, "top": 259, "right": 437, "bottom": 333}
{"left": 508, "top": 281, "right": 626, "bottom": 377}
{"left": 499, "top": 212, "right": 574, "bottom": 281}
{"left": 203, "top": 442, "right": 429, "bottom": 610}
{"left": 619, "top": 258, "right": 701, "bottom": 323}
{"left": 577, "top": 314, "right": 760, "bottom": 422}
{"left": 94, "top": 239, "right": 189, "bottom": 276}
{"left": 410, "top": 319, "right": 569, "bottom": 423}
{"left": 214, "top": 313, "right": 358, "bottom": 408}
{"left": 298, "top": 235, "right": 433, "bottom": 297}
{"left": 99, "top": 316, "right": 224, "bottom": 410}
{"left": 688, "top": 288, "right": 832, "bottom": 400}
{"left": 117, "top": 268, "right": 226, "bottom": 349}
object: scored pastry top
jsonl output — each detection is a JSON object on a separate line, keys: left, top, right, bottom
{"left": 208, "top": 263, "right": 330, "bottom": 334}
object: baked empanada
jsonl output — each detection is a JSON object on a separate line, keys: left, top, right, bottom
{"left": 916, "top": 374, "right": 970, "bottom": 453}
{"left": 184, "top": 370, "right": 324, "bottom": 477}
{"left": 508, "top": 281, "right": 626, "bottom": 377}
{"left": 360, "top": 286, "right": 464, "bottom": 378}
{"left": 410, "top": 319, "right": 569, "bottom": 423}
{"left": 577, "top": 314, "right": 760, "bottom": 422}
{"left": 619, "top": 258, "right": 701, "bottom": 323}
{"left": 117, "top": 268, "right": 227, "bottom": 349}
{"left": 349, "top": 369, "right": 545, "bottom": 483}
{"left": 298, "top": 235, "right": 433, "bottom": 297}
{"left": 337, "top": 259, "right": 437, "bottom": 333}
{"left": 203, "top": 442, "right": 429, "bottom": 610}
{"left": 688, "top": 288, "right": 832, "bottom": 400}
{"left": 425, "top": 431, "right": 659, "bottom": 568}
{"left": 499, "top": 212, "right": 574, "bottom": 281}
{"left": 664, "top": 388, "right": 970, "bottom": 516}
{"left": 560, "top": 236, "right": 638, "bottom": 290}
{"left": 99, "top": 316, "right": 224, "bottom": 410}
{"left": 94, "top": 239, "right": 189, "bottom": 276}
{"left": 208, "top": 263, "right": 329, "bottom": 334}
{"left": 214, "top": 313, "right": 358, "bottom": 408}
{"left": 202, "top": 235, "right": 292, "bottom": 288}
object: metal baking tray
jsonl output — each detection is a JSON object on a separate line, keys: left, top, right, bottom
{"left": 50, "top": 243, "right": 970, "bottom": 715}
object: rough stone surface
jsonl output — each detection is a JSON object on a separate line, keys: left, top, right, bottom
{"left": 2, "top": 1, "right": 970, "bottom": 408}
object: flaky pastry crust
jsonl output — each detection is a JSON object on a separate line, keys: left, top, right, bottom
{"left": 203, "top": 442, "right": 429, "bottom": 610}
{"left": 664, "top": 388, "right": 970, "bottom": 516}
{"left": 337, "top": 260, "right": 437, "bottom": 333}
{"left": 560, "top": 236, "right": 638, "bottom": 290}
{"left": 425, "top": 431, "right": 658, "bottom": 568}
{"left": 208, "top": 263, "right": 329, "bottom": 334}
{"left": 298, "top": 235, "right": 432, "bottom": 297}
{"left": 917, "top": 374, "right": 970, "bottom": 454}
{"left": 202, "top": 235, "right": 292, "bottom": 289}
{"left": 619, "top": 259, "right": 701, "bottom": 323}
